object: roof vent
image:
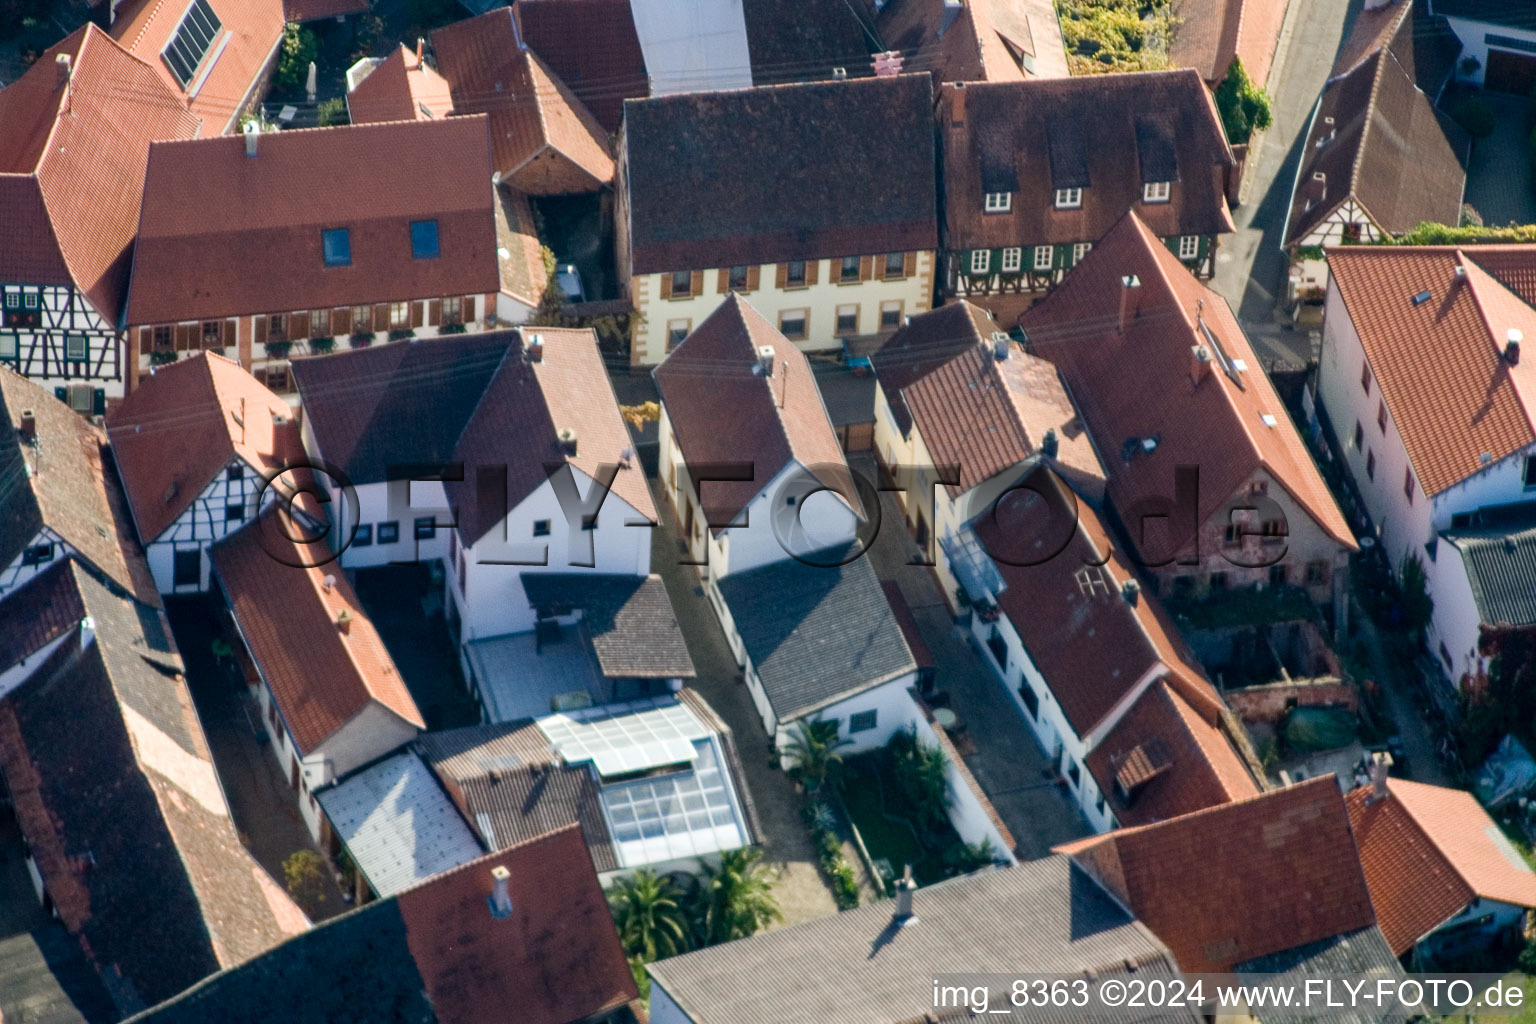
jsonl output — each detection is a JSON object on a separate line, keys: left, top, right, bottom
{"left": 272, "top": 411, "right": 288, "bottom": 426}
{"left": 756, "top": 345, "right": 775, "bottom": 377}
{"left": 322, "top": 574, "right": 336, "bottom": 593}
{"left": 527, "top": 333, "right": 544, "bottom": 362}
{"left": 336, "top": 608, "right": 353, "bottom": 635}
{"left": 1261, "top": 413, "right": 1279, "bottom": 428}
{"left": 1453, "top": 265, "right": 1467, "bottom": 284}
{"left": 1040, "top": 427, "right": 1059, "bottom": 458}
{"left": 1507, "top": 328, "right": 1523, "bottom": 365}
{"left": 489, "top": 865, "right": 513, "bottom": 919}
{"left": 991, "top": 331, "right": 1010, "bottom": 361}
{"left": 1480, "top": 452, "right": 1493, "bottom": 465}
{"left": 1118, "top": 275, "right": 1141, "bottom": 333}
{"left": 1121, "top": 579, "right": 1140, "bottom": 605}
{"left": 558, "top": 427, "right": 578, "bottom": 456}
{"left": 18, "top": 409, "right": 36, "bottom": 442}
{"left": 832, "top": 66, "right": 847, "bottom": 80}
{"left": 244, "top": 121, "right": 259, "bottom": 158}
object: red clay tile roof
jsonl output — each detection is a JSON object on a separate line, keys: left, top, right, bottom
{"left": 873, "top": 301, "right": 1103, "bottom": 494}
{"left": 1021, "top": 212, "right": 1355, "bottom": 563}
{"left": 127, "top": 117, "right": 500, "bottom": 325}
{"left": 974, "top": 466, "right": 1226, "bottom": 738}
{"left": 210, "top": 515, "right": 423, "bottom": 753}
{"left": 1169, "top": 0, "right": 1288, "bottom": 86}
{"left": 0, "top": 367, "right": 160, "bottom": 605}
{"left": 512, "top": 0, "right": 646, "bottom": 133}
{"left": 1062, "top": 777, "right": 1377, "bottom": 973}
{"left": 1086, "top": 680, "right": 1259, "bottom": 827}
{"left": 111, "top": 0, "right": 284, "bottom": 134}
{"left": 941, "top": 72, "right": 1232, "bottom": 253}
{"left": 283, "top": 0, "right": 368, "bottom": 22}
{"left": 346, "top": 44, "right": 455, "bottom": 124}
{"left": 447, "top": 327, "right": 656, "bottom": 546}
{"left": 432, "top": 9, "right": 614, "bottom": 192}
{"left": 107, "top": 353, "right": 308, "bottom": 543}
{"left": 654, "top": 295, "right": 857, "bottom": 532}
{"left": 878, "top": 0, "right": 1069, "bottom": 83}
{"left": 494, "top": 183, "right": 548, "bottom": 308}
{"left": 395, "top": 826, "right": 637, "bottom": 1024}
{"left": 1390, "top": 778, "right": 1536, "bottom": 910}
{"left": 1327, "top": 247, "right": 1536, "bottom": 497}
{"left": 1345, "top": 783, "right": 1474, "bottom": 954}
{"left": 0, "top": 25, "right": 200, "bottom": 323}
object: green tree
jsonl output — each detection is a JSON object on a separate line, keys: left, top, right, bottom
{"left": 943, "top": 839, "right": 1003, "bottom": 875}
{"left": 783, "top": 718, "right": 851, "bottom": 795}
{"left": 282, "top": 849, "right": 329, "bottom": 915}
{"left": 274, "top": 23, "right": 318, "bottom": 95}
{"left": 889, "top": 727, "right": 952, "bottom": 830}
{"left": 691, "top": 848, "right": 781, "bottom": 946}
{"left": 1399, "top": 552, "right": 1433, "bottom": 643}
{"left": 607, "top": 869, "right": 692, "bottom": 962}
{"left": 1215, "top": 57, "right": 1273, "bottom": 145}
{"left": 317, "top": 96, "right": 347, "bottom": 127}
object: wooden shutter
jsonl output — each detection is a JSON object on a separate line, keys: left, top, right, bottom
{"left": 333, "top": 307, "right": 351, "bottom": 334}
{"left": 175, "top": 323, "right": 192, "bottom": 350}
{"left": 717, "top": 268, "right": 730, "bottom": 293}
{"left": 223, "top": 319, "right": 236, "bottom": 348}
{"left": 746, "top": 265, "right": 760, "bottom": 292}
{"left": 775, "top": 263, "right": 787, "bottom": 289}
{"left": 138, "top": 327, "right": 152, "bottom": 356}
{"left": 902, "top": 252, "right": 916, "bottom": 278}
{"left": 660, "top": 272, "right": 673, "bottom": 300}
{"left": 875, "top": 256, "right": 888, "bottom": 281}
{"left": 374, "top": 303, "right": 389, "bottom": 330}
{"left": 410, "top": 301, "right": 424, "bottom": 328}
{"left": 428, "top": 298, "right": 442, "bottom": 325}
{"left": 291, "top": 311, "right": 311, "bottom": 339}
{"left": 805, "top": 260, "right": 819, "bottom": 285}
{"left": 859, "top": 255, "right": 873, "bottom": 282}
{"left": 689, "top": 271, "right": 703, "bottom": 298}
{"left": 254, "top": 316, "right": 268, "bottom": 345}
{"left": 465, "top": 296, "right": 478, "bottom": 322}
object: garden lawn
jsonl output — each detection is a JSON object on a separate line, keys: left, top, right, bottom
{"left": 840, "top": 755, "right": 948, "bottom": 886}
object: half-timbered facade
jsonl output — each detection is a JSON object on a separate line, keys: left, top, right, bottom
{"left": 124, "top": 117, "right": 504, "bottom": 396}
{"left": 0, "top": 25, "right": 200, "bottom": 398}
{"left": 940, "top": 72, "right": 1233, "bottom": 298}
{"left": 107, "top": 353, "right": 310, "bottom": 593}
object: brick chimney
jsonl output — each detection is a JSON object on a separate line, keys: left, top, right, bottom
{"left": 1190, "top": 344, "right": 1213, "bottom": 384}
{"left": 19, "top": 409, "right": 36, "bottom": 442}
{"left": 415, "top": 36, "right": 425, "bottom": 68}
{"left": 1506, "top": 328, "right": 1522, "bottom": 366}
{"left": 1118, "top": 275, "right": 1141, "bottom": 333}
{"left": 950, "top": 82, "right": 966, "bottom": 127}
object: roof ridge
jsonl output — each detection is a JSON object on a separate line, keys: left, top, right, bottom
{"left": 1348, "top": 49, "right": 1392, "bottom": 196}
{"left": 1456, "top": 252, "right": 1536, "bottom": 436}
{"left": 1367, "top": 780, "right": 1485, "bottom": 902}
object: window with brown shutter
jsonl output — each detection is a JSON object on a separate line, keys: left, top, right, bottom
{"left": 804, "top": 260, "right": 819, "bottom": 286}
{"left": 859, "top": 255, "right": 873, "bottom": 282}
{"left": 175, "top": 323, "right": 193, "bottom": 350}
{"left": 745, "top": 265, "right": 760, "bottom": 292}
{"left": 428, "top": 298, "right": 442, "bottom": 325}
{"left": 224, "top": 319, "right": 237, "bottom": 347}
{"left": 290, "top": 311, "right": 310, "bottom": 339}
{"left": 463, "top": 296, "right": 476, "bottom": 322}
{"left": 139, "top": 327, "right": 153, "bottom": 356}
{"left": 333, "top": 307, "right": 352, "bottom": 335}
{"left": 689, "top": 271, "right": 703, "bottom": 298}
{"left": 775, "top": 263, "right": 788, "bottom": 289}
{"left": 717, "top": 268, "right": 730, "bottom": 294}
{"left": 660, "top": 272, "right": 674, "bottom": 300}
{"left": 902, "top": 252, "right": 916, "bottom": 278}
{"left": 410, "top": 301, "right": 424, "bottom": 328}
{"left": 374, "top": 303, "right": 389, "bottom": 331}
{"left": 254, "top": 316, "right": 268, "bottom": 345}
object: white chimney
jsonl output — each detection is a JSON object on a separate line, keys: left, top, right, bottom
{"left": 991, "top": 332, "right": 1010, "bottom": 361}
{"left": 558, "top": 427, "right": 578, "bottom": 456}
{"left": 1118, "top": 275, "right": 1141, "bottom": 333}
{"left": 1453, "top": 265, "right": 1467, "bottom": 286}
{"left": 1507, "top": 328, "right": 1523, "bottom": 365}
{"left": 55, "top": 52, "right": 71, "bottom": 88}
{"left": 756, "top": 345, "right": 776, "bottom": 377}
{"left": 893, "top": 864, "right": 918, "bottom": 925}
{"left": 1368, "top": 756, "right": 1390, "bottom": 801}
{"left": 1191, "top": 343, "right": 1213, "bottom": 383}
{"left": 527, "top": 333, "right": 543, "bottom": 362}
{"left": 322, "top": 574, "right": 336, "bottom": 593}
{"left": 489, "top": 865, "right": 513, "bottom": 918}
{"left": 80, "top": 615, "right": 95, "bottom": 651}
{"left": 244, "top": 121, "right": 259, "bottom": 158}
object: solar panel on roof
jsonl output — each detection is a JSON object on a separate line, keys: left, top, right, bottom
{"left": 537, "top": 697, "right": 709, "bottom": 778}
{"left": 162, "top": 0, "right": 222, "bottom": 89}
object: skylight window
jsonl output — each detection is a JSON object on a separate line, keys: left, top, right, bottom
{"left": 1411, "top": 289, "right": 1432, "bottom": 307}
{"left": 322, "top": 228, "right": 351, "bottom": 268}
{"left": 410, "top": 219, "right": 440, "bottom": 259}
{"left": 162, "top": 0, "right": 222, "bottom": 89}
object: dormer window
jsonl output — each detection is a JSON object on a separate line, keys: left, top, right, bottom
{"left": 1054, "top": 188, "right": 1082, "bottom": 210}
{"left": 1143, "top": 181, "right": 1171, "bottom": 203}
{"left": 984, "top": 191, "right": 1013, "bottom": 213}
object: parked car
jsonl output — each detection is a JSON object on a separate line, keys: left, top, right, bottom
{"left": 555, "top": 263, "right": 586, "bottom": 303}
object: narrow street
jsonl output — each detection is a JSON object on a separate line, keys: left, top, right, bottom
{"left": 1210, "top": 0, "right": 1362, "bottom": 367}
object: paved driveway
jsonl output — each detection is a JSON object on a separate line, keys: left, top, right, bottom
{"left": 1464, "top": 94, "right": 1536, "bottom": 228}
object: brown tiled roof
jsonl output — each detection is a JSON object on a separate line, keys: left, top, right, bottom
{"left": 0, "top": 368, "right": 160, "bottom": 605}
{"left": 1390, "top": 778, "right": 1536, "bottom": 909}
{"left": 1168, "top": 0, "right": 1288, "bottom": 87}
{"left": 874, "top": 301, "right": 1103, "bottom": 494}
{"left": 1086, "top": 680, "right": 1258, "bottom": 827}
{"left": 0, "top": 25, "right": 199, "bottom": 324}
{"left": 431, "top": 9, "right": 614, "bottom": 192}
{"left": 622, "top": 74, "right": 936, "bottom": 273}
{"left": 512, "top": 0, "right": 647, "bottom": 133}
{"left": 107, "top": 353, "right": 306, "bottom": 543}
{"left": 1061, "top": 777, "right": 1377, "bottom": 973}
{"left": 0, "top": 561, "right": 306, "bottom": 1012}
{"left": 877, "top": 0, "right": 1069, "bottom": 83}
{"left": 974, "top": 466, "right": 1226, "bottom": 737}
{"left": 941, "top": 72, "right": 1232, "bottom": 253}
{"left": 1345, "top": 784, "right": 1474, "bottom": 954}
{"left": 111, "top": 0, "right": 284, "bottom": 133}
{"left": 447, "top": 327, "right": 655, "bottom": 546}
{"left": 1284, "top": 45, "right": 1466, "bottom": 247}
{"left": 1331, "top": 0, "right": 1461, "bottom": 97}
{"left": 0, "top": 557, "right": 86, "bottom": 673}
{"left": 282, "top": 0, "right": 368, "bottom": 22}
{"left": 494, "top": 183, "right": 548, "bottom": 308}
{"left": 210, "top": 515, "right": 423, "bottom": 753}
{"left": 346, "top": 44, "right": 456, "bottom": 125}
{"left": 654, "top": 295, "right": 856, "bottom": 532}
{"left": 741, "top": 0, "right": 876, "bottom": 85}
{"left": 1326, "top": 247, "right": 1536, "bottom": 497}
{"left": 127, "top": 117, "right": 500, "bottom": 325}
{"left": 1021, "top": 212, "right": 1355, "bottom": 563}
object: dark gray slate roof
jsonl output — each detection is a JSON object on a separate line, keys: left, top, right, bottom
{"left": 1236, "top": 926, "right": 1406, "bottom": 1024}
{"left": 813, "top": 364, "right": 878, "bottom": 429}
{"left": 1427, "top": 0, "right": 1536, "bottom": 30}
{"left": 520, "top": 574, "right": 696, "bottom": 679}
{"left": 648, "top": 856, "right": 1181, "bottom": 1024}
{"left": 0, "top": 927, "right": 116, "bottom": 1024}
{"left": 1443, "top": 506, "right": 1536, "bottom": 627}
{"left": 715, "top": 552, "right": 915, "bottom": 722}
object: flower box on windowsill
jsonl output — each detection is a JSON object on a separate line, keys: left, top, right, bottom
{"left": 388, "top": 328, "right": 415, "bottom": 342}
{"left": 308, "top": 336, "right": 336, "bottom": 355}
{"left": 348, "top": 333, "right": 373, "bottom": 349}
{"left": 264, "top": 340, "right": 292, "bottom": 359}
{"left": 439, "top": 322, "right": 468, "bottom": 335}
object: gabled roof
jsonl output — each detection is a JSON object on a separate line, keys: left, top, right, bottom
{"left": 715, "top": 550, "right": 915, "bottom": 722}
{"left": 1234, "top": 926, "right": 1406, "bottom": 1024}
{"left": 445, "top": 327, "right": 656, "bottom": 546}
{"left": 876, "top": 0, "right": 1070, "bottom": 83}
{"left": 110, "top": 0, "right": 283, "bottom": 133}
{"left": 941, "top": 72, "right": 1233, "bottom": 253}
{"left": 519, "top": 574, "right": 695, "bottom": 678}
{"left": 654, "top": 295, "right": 855, "bottom": 532}
{"left": 510, "top": 0, "right": 647, "bottom": 133}
{"left": 1060, "top": 777, "right": 1377, "bottom": 974}
{"left": 622, "top": 74, "right": 936, "bottom": 273}
{"left": 1168, "top": 0, "right": 1288, "bottom": 86}
{"left": 0, "top": 368, "right": 159, "bottom": 605}
{"left": 1442, "top": 506, "right": 1536, "bottom": 627}
{"left": 647, "top": 856, "right": 1180, "bottom": 1024}
{"left": 971, "top": 467, "right": 1228, "bottom": 738}
{"left": 345, "top": 44, "right": 455, "bottom": 125}
{"left": 127, "top": 827, "right": 638, "bottom": 1024}
{"left": 127, "top": 117, "right": 500, "bottom": 325}
{"left": 493, "top": 183, "right": 548, "bottom": 308}
{"left": 872, "top": 300, "right": 1103, "bottom": 494}
{"left": 0, "top": 24, "right": 199, "bottom": 323}
{"left": 1376, "top": 779, "right": 1536, "bottom": 912}
{"left": 1284, "top": 43, "right": 1466, "bottom": 247}
{"left": 1086, "top": 680, "right": 1259, "bottom": 827}
{"left": 210, "top": 515, "right": 424, "bottom": 754}
{"left": 431, "top": 9, "right": 614, "bottom": 192}
{"left": 1326, "top": 246, "right": 1536, "bottom": 497}
{"left": 107, "top": 353, "right": 306, "bottom": 543}
{"left": 0, "top": 561, "right": 307, "bottom": 1013}
{"left": 290, "top": 332, "right": 512, "bottom": 486}
{"left": 1021, "top": 212, "right": 1355, "bottom": 561}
